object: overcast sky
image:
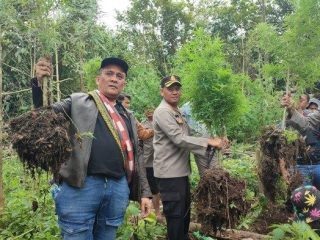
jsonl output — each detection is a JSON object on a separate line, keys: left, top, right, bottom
{"left": 97, "top": 0, "right": 131, "bottom": 30}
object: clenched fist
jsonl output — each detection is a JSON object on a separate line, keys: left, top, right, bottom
{"left": 35, "top": 57, "right": 52, "bottom": 86}
{"left": 281, "top": 92, "right": 294, "bottom": 110}
{"left": 208, "top": 137, "right": 229, "bottom": 150}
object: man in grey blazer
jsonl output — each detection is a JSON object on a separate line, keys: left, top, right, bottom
{"left": 32, "top": 57, "right": 152, "bottom": 240}
{"left": 153, "top": 75, "right": 227, "bottom": 240}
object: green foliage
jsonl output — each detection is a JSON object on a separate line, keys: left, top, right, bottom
{"left": 77, "top": 131, "right": 95, "bottom": 140}
{"left": 175, "top": 29, "right": 249, "bottom": 135}
{"left": 270, "top": 221, "right": 320, "bottom": 240}
{"left": 283, "top": 0, "right": 320, "bottom": 89}
{"left": 275, "top": 177, "right": 288, "bottom": 206}
{"left": 124, "top": 64, "right": 162, "bottom": 119}
{"left": 222, "top": 144, "right": 268, "bottom": 230}
{"left": 249, "top": 0, "right": 320, "bottom": 91}
{"left": 1, "top": 151, "right": 166, "bottom": 239}
{"left": 227, "top": 74, "right": 283, "bottom": 142}
{"left": 193, "top": 231, "right": 216, "bottom": 240}
{"left": 0, "top": 0, "right": 133, "bottom": 119}
{"left": 117, "top": 202, "right": 166, "bottom": 240}
{"left": 223, "top": 144, "right": 259, "bottom": 195}
{"left": 0, "top": 155, "right": 59, "bottom": 239}
{"left": 83, "top": 57, "right": 101, "bottom": 91}
{"left": 283, "top": 129, "right": 299, "bottom": 144}
{"left": 195, "top": 0, "right": 293, "bottom": 75}
{"left": 190, "top": 155, "right": 200, "bottom": 191}
{"left": 117, "top": 0, "right": 194, "bottom": 75}
{"left": 237, "top": 197, "right": 264, "bottom": 230}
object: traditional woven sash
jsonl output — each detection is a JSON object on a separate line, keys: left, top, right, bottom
{"left": 89, "top": 90, "right": 134, "bottom": 182}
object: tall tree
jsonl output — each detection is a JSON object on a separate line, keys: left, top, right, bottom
{"left": 58, "top": 0, "right": 99, "bottom": 91}
{"left": 194, "top": 0, "right": 293, "bottom": 74}
{"left": 117, "top": 0, "right": 194, "bottom": 75}
{"left": 248, "top": 0, "right": 320, "bottom": 91}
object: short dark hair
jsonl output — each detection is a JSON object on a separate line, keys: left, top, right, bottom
{"left": 118, "top": 93, "right": 131, "bottom": 102}
{"left": 300, "top": 93, "right": 310, "bottom": 102}
{"left": 306, "top": 94, "right": 310, "bottom": 102}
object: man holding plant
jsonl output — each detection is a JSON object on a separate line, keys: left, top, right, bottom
{"left": 281, "top": 93, "right": 320, "bottom": 189}
{"left": 31, "top": 57, "right": 152, "bottom": 240}
{"left": 153, "top": 75, "right": 228, "bottom": 240}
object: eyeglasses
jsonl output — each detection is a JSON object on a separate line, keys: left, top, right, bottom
{"left": 102, "top": 70, "right": 125, "bottom": 81}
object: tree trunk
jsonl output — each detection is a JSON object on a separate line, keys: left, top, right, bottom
{"left": 0, "top": 38, "right": 5, "bottom": 212}
{"left": 260, "top": 0, "right": 266, "bottom": 23}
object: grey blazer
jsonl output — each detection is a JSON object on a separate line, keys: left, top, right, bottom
{"left": 52, "top": 93, "right": 151, "bottom": 197}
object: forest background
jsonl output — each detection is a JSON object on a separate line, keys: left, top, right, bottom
{"left": 1, "top": 0, "right": 320, "bottom": 239}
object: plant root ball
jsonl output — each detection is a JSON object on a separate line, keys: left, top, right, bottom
{"left": 257, "top": 126, "right": 304, "bottom": 202}
{"left": 194, "top": 167, "right": 249, "bottom": 233}
{"left": 9, "top": 108, "right": 72, "bottom": 179}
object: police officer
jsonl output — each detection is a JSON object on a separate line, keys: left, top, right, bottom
{"left": 153, "top": 75, "right": 226, "bottom": 240}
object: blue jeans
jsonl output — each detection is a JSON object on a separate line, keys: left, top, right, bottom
{"left": 296, "top": 164, "right": 320, "bottom": 190}
{"left": 52, "top": 176, "right": 129, "bottom": 240}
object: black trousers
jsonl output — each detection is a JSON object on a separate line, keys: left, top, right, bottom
{"left": 157, "top": 176, "right": 190, "bottom": 240}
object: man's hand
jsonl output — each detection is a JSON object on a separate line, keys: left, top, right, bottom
{"left": 281, "top": 92, "right": 294, "bottom": 110}
{"left": 208, "top": 137, "right": 229, "bottom": 150}
{"left": 140, "top": 197, "right": 152, "bottom": 218}
{"left": 35, "top": 58, "right": 52, "bottom": 86}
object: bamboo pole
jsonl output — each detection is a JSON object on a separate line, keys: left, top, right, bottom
{"left": 2, "top": 62, "right": 30, "bottom": 77}
{"left": 3, "top": 88, "right": 31, "bottom": 96}
{"left": 2, "top": 78, "right": 72, "bottom": 97}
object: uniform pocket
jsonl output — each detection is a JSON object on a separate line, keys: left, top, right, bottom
{"left": 161, "top": 192, "right": 181, "bottom": 218}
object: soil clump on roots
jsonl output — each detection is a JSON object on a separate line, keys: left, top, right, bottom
{"left": 10, "top": 109, "right": 72, "bottom": 179}
{"left": 194, "top": 167, "right": 250, "bottom": 234}
{"left": 252, "top": 126, "right": 305, "bottom": 234}
{"left": 257, "top": 126, "right": 304, "bottom": 202}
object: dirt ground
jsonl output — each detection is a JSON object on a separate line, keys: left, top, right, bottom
{"left": 250, "top": 204, "right": 292, "bottom": 234}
